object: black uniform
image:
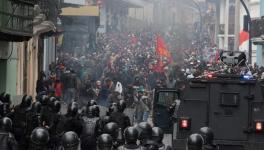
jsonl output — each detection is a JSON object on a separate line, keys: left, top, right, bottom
{"left": 80, "top": 106, "right": 100, "bottom": 150}
{"left": 11, "top": 105, "right": 31, "bottom": 149}
{"left": 0, "top": 117, "right": 18, "bottom": 150}
{"left": 64, "top": 102, "right": 83, "bottom": 136}
{"left": 118, "top": 127, "right": 146, "bottom": 150}
{"left": 110, "top": 112, "right": 131, "bottom": 131}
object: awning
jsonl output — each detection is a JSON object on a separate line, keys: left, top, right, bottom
{"left": 60, "top": 6, "right": 99, "bottom": 17}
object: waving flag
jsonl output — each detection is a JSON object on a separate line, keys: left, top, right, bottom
{"left": 156, "top": 35, "right": 172, "bottom": 59}
{"left": 239, "top": 31, "right": 249, "bottom": 53}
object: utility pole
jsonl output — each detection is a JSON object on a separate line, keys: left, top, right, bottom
{"left": 234, "top": 0, "right": 240, "bottom": 51}
{"left": 224, "top": 0, "right": 230, "bottom": 50}
{"left": 240, "top": 0, "right": 252, "bottom": 64}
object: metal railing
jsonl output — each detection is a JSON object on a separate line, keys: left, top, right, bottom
{"left": 0, "top": 0, "right": 35, "bottom": 35}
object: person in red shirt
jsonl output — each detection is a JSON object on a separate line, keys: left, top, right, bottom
{"left": 54, "top": 79, "right": 63, "bottom": 100}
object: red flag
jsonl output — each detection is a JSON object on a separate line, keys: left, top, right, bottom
{"left": 153, "top": 59, "right": 165, "bottom": 73}
{"left": 156, "top": 35, "right": 172, "bottom": 62}
{"left": 239, "top": 31, "right": 249, "bottom": 52}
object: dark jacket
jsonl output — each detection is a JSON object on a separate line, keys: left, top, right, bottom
{"left": 0, "top": 131, "right": 18, "bottom": 150}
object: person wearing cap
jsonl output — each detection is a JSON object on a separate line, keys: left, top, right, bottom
{"left": 133, "top": 86, "right": 150, "bottom": 124}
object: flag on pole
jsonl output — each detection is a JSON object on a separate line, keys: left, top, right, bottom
{"left": 239, "top": 30, "right": 249, "bottom": 53}
{"left": 156, "top": 35, "right": 172, "bottom": 62}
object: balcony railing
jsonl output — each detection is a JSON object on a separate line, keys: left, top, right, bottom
{"left": 0, "top": 0, "right": 36, "bottom": 38}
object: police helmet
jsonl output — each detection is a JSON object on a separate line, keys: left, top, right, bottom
{"left": 41, "top": 95, "right": 49, "bottom": 105}
{"left": 151, "top": 127, "right": 164, "bottom": 143}
{"left": 104, "top": 122, "right": 119, "bottom": 139}
{"left": 107, "top": 103, "right": 118, "bottom": 115}
{"left": 92, "top": 105, "right": 100, "bottom": 117}
{"left": 124, "top": 127, "right": 138, "bottom": 144}
{"left": 97, "top": 134, "right": 113, "bottom": 150}
{"left": 86, "top": 106, "right": 94, "bottom": 117}
{"left": 87, "top": 99, "right": 97, "bottom": 107}
{"left": 61, "top": 131, "right": 80, "bottom": 150}
{"left": 67, "top": 102, "right": 79, "bottom": 117}
{"left": 0, "top": 117, "right": 12, "bottom": 132}
{"left": 49, "top": 97, "right": 57, "bottom": 106}
{"left": 199, "top": 127, "right": 214, "bottom": 145}
{"left": 32, "top": 101, "right": 42, "bottom": 113}
{"left": 30, "top": 127, "right": 50, "bottom": 146}
{"left": 53, "top": 100, "right": 61, "bottom": 113}
{"left": 187, "top": 133, "right": 204, "bottom": 150}
{"left": 137, "top": 122, "right": 152, "bottom": 141}
{"left": 117, "top": 100, "right": 126, "bottom": 112}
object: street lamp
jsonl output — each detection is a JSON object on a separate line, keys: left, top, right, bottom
{"left": 240, "top": 0, "right": 252, "bottom": 64}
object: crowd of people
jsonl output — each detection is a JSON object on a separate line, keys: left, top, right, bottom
{"left": 0, "top": 92, "right": 174, "bottom": 150}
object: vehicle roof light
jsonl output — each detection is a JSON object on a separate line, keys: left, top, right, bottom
{"left": 256, "top": 122, "right": 263, "bottom": 131}
{"left": 243, "top": 75, "right": 252, "bottom": 80}
{"left": 207, "top": 74, "right": 213, "bottom": 78}
{"left": 181, "top": 119, "right": 188, "bottom": 128}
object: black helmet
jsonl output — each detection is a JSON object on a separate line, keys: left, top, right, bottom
{"left": 199, "top": 127, "right": 214, "bottom": 145}
{"left": 53, "top": 100, "right": 61, "bottom": 113}
{"left": 92, "top": 105, "right": 100, "bottom": 117}
{"left": 32, "top": 101, "right": 42, "bottom": 113}
{"left": 104, "top": 122, "right": 119, "bottom": 139}
{"left": 117, "top": 100, "right": 126, "bottom": 112}
{"left": 61, "top": 131, "right": 80, "bottom": 150}
{"left": 86, "top": 106, "right": 94, "bottom": 117}
{"left": 87, "top": 99, "right": 97, "bottom": 107}
{"left": 0, "top": 117, "right": 12, "bottom": 132}
{"left": 49, "top": 97, "right": 57, "bottom": 106}
{"left": 3, "top": 93, "right": 11, "bottom": 103}
{"left": 151, "top": 127, "right": 164, "bottom": 143}
{"left": 30, "top": 127, "right": 50, "bottom": 147}
{"left": 187, "top": 134, "right": 203, "bottom": 150}
{"left": 67, "top": 102, "right": 78, "bottom": 117}
{"left": 107, "top": 103, "right": 117, "bottom": 115}
{"left": 124, "top": 127, "right": 138, "bottom": 144}
{"left": 137, "top": 122, "right": 152, "bottom": 141}
{"left": 41, "top": 95, "right": 49, "bottom": 105}
{"left": 97, "top": 134, "right": 113, "bottom": 150}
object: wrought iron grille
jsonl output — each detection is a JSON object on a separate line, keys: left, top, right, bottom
{"left": 0, "top": 0, "right": 36, "bottom": 36}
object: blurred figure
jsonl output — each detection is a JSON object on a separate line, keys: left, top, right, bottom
{"left": 0, "top": 117, "right": 18, "bottom": 150}
{"left": 61, "top": 131, "right": 80, "bottom": 150}
{"left": 97, "top": 134, "right": 113, "bottom": 150}
{"left": 29, "top": 127, "right": 50, "bottom": 150}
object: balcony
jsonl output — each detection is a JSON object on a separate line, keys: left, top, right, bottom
{"left": 0, "top": 0, "right": 36, "bottom": 41}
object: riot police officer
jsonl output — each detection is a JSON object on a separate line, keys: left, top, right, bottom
{"left": 87, "top": 99, "right": 97, "bottom": 107}
{"left": 110, "top": 100, "right": 131, "bottom": 131}
{"left": 41, "top": 95, "right": 54, "bottom": 127}
{"left": 0, "top": 117, "right": 18, "bottom": 150}
{"left": 104, "top": 122, "right": 121, "bottom": 148}
{"left": 61, "top": 131, "right": 80, "bottom": 150}
{"left": 29, "top": 127, "right": 50, "bottom": 150}
{"left": 27, "top": 101, "right": 43, "bottom": 139}
{"left": 11, "top": 94, "right": 33, "bottom": 150}
{"left": 199, "top": 127, "right": 217, "bottom": 150}
{"left": 0, "top": 93, "right": 12, "bottom": 117}
{"left": 106, "top": 103, "right": 118, "bottom": 116}
{"left": 151, "top": 127, "right": 165, "bottom": 150}
{"left": 80, "top": 105, "right": 100, "bottom": 150}
{"left": 97, "top": 134, "right": 113, "bottom": 150}
{"left": 49, "top": 100, "right": 63, "bottom": 149}
{"left": 118, "top": 126, "right": 146, "bottom": 150}
{"left": 187, "top": 134, "right": 204, "bottom": 150}
{"left": 64, "top": 102, "right": 83, "bottom": 136}
{"left": 137, "top": 122, "right": 152, "bottom": 146}
{"left": 99, "top": 116, "right": 111, "bottom": 134}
